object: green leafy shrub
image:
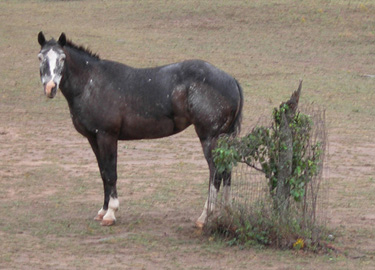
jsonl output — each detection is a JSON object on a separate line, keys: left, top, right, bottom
{"left": 209, "top": 82, "right": 328, "bottom": 250}
{"left": 213, "top": 106, "right": 323, "bottom": 205}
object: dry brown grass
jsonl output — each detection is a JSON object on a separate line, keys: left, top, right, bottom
{"left": 1, "top": 0, "right": 374, "bottom": 269}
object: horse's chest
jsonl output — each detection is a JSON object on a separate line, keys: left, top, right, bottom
{"left": 70, "top": 112, "right": 91, "bottom": 136}
{"left": 69, "top": 101, "right": 120, "bottom": 137}
{"left": 68, "top": 102, "right": 94, "bottom": 135}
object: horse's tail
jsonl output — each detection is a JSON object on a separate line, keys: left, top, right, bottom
{"left": 228, "top": 79, "right": 243, "bottom": 137}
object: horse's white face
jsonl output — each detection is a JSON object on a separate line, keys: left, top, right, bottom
{"left": 38, "top": 32, "right": 67, "bottom": 99}
{"left": 38, "top": 46, "right": 65, "bottom": 98}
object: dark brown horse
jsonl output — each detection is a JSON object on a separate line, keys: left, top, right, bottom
{"left": 37, "top": 32, "right": 243, "bottom": 227}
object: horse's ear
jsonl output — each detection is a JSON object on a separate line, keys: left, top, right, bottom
{"left": 58, "top": 33, "right": 66, "bottom": 46}
{"left": 38, "top": 31, "right": 46, "bottom": 47}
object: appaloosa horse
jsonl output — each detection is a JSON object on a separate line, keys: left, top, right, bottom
{"left": 37, "top": 32, "right": 243, "bottom": 227}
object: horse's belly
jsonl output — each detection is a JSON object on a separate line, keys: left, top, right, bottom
{"left": 119, "top": 116, "right": 182, "bottom": 140}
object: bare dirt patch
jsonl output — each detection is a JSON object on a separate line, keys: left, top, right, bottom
{"left": 1, "top": 1, "right": 375, "bottom": 269}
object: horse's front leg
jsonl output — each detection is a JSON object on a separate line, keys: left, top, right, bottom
{"left": 88, "top": 134, "right": 119, "bottom": 226}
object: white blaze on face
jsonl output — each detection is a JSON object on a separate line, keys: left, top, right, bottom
{"left": 47, "top": 49, "right": 58, "bottom": 78}
{"left": 47, "top": 49, "right": 63, "bottom": 85}
{"left": 40, "top": 48, "right": 64, "bottom": 88}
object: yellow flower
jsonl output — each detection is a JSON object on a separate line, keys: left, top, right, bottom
{"left": 293, "top": 238, "right": 305, "bottom": 250}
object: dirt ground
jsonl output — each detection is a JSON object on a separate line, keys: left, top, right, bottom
{"left": 1, "top": 1, "right": 374, "bottom": 269}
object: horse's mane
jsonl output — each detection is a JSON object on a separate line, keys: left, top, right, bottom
{"left": 65, "top": 39, "right": 100, "bottom": 60}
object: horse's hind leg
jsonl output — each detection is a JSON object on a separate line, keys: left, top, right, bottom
{"left": 195, "top": 137, "right": 222, "bottom": 228}
{"left": 222, "top": 171, "right": 232, "bottom": 207}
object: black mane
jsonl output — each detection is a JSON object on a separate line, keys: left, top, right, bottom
{"left": 65, "top": 39, "right": 100, "bottom": 60}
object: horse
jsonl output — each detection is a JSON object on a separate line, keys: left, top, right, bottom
{"left": 37, "top": 32, "right": 243, "bottom": 227}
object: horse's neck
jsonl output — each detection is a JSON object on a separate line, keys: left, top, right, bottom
{"left": 60, "top": 50, "right": 91, "bottom": 103}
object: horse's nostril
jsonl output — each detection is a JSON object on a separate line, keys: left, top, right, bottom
{"left": 45, "top": 81, "right": 56, "bottom": 97}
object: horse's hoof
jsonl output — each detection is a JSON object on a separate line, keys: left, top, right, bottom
{"left": 101, "top": 219, "right": 115, "bottom": 226}
{"left": 94, "top": 214, "right": 104, "bottom": 221}
{"left": 195, "top": 221, "right": 205, "bottom": 229}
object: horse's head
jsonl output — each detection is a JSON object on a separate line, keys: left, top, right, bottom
{"left": 37, "top": 32, "right": 66, "bottom": 98}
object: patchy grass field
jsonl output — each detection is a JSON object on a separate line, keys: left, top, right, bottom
{"left": 1, "top": 0, "right": 374, "bottom": 269}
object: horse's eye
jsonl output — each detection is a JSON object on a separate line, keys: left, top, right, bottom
{"left": 59, "top": 55, "right": 66, "bottom": 62}
{"left": 38, "top": 53, "right": 44, "bottom": 62}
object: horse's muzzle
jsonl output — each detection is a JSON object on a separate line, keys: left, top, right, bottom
{"left": 44, "top": 80, "right": 57, "bottom": 98}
